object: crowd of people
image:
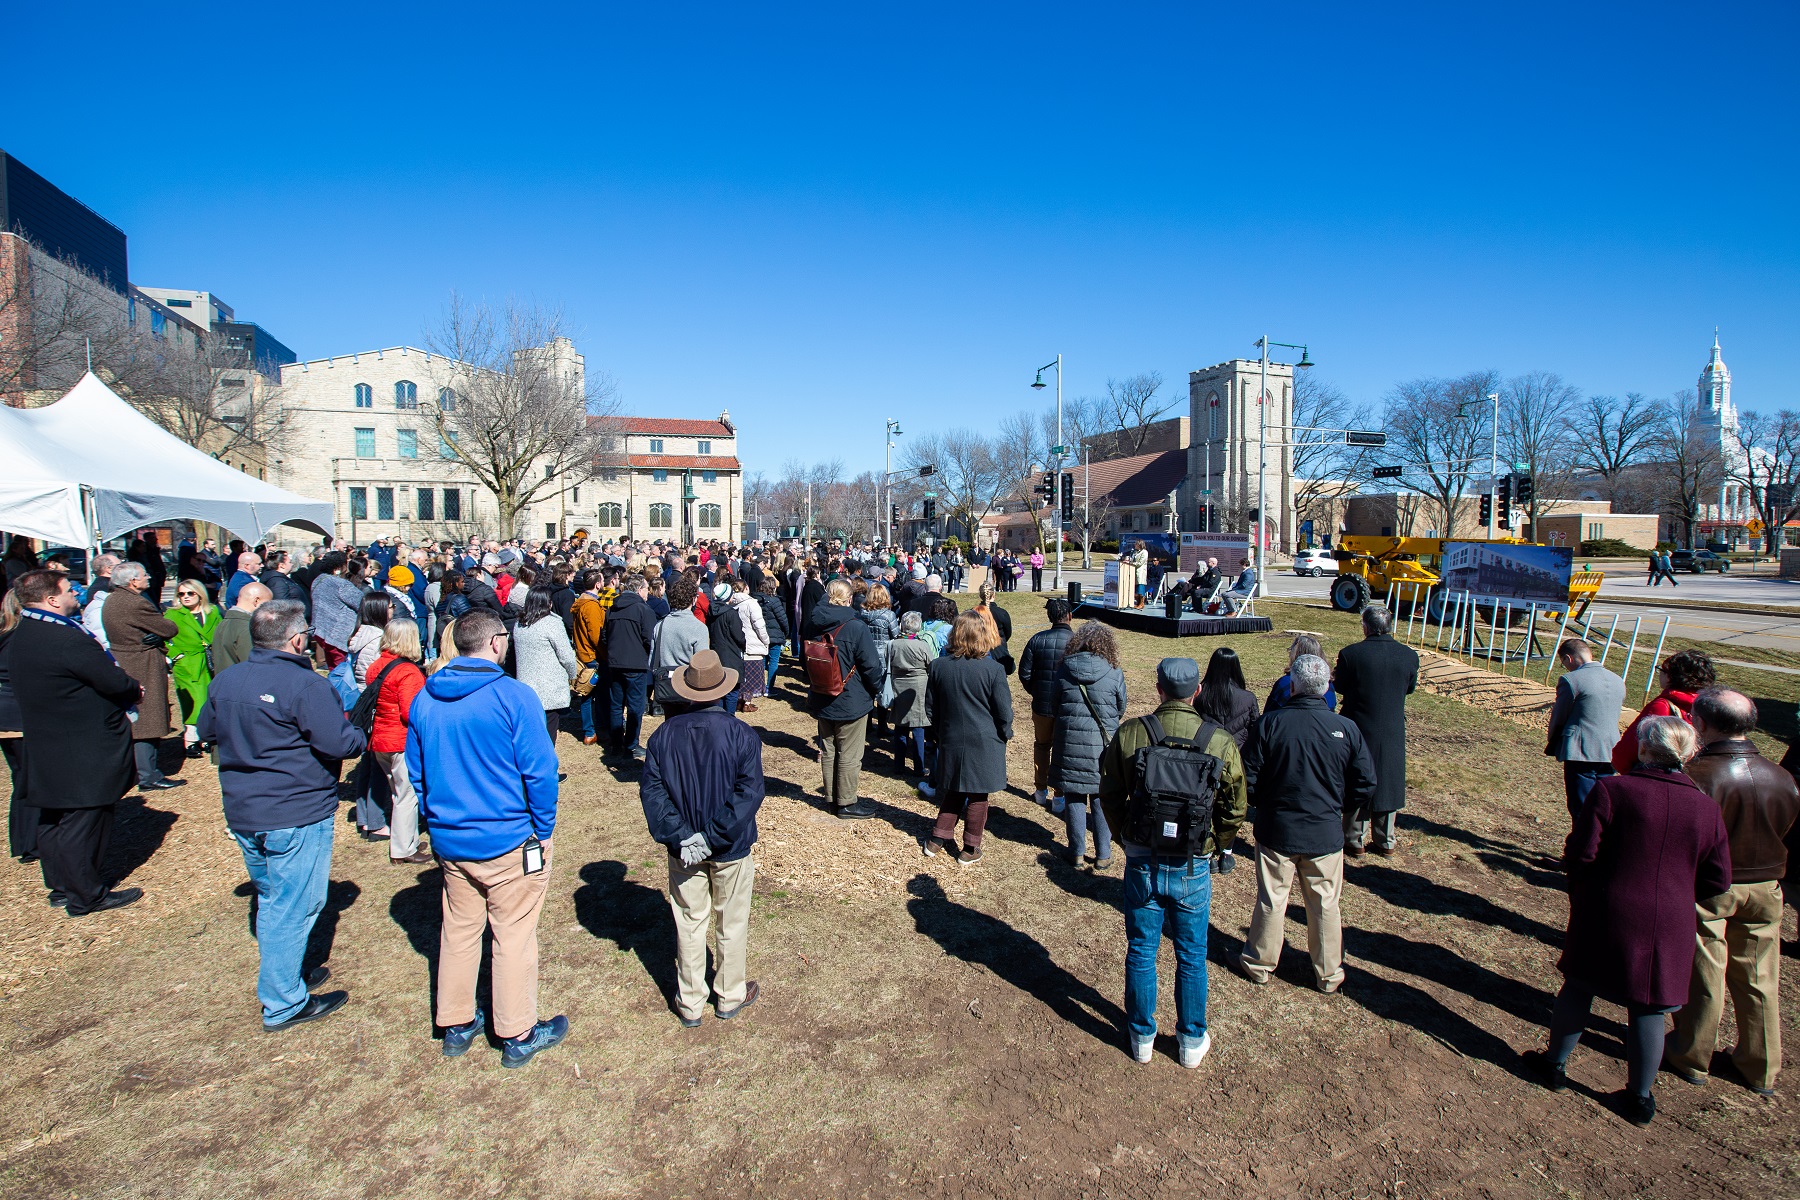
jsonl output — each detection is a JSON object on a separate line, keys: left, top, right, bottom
{"left": 0, "top": 529, "right": 1793, "bottom": 1119}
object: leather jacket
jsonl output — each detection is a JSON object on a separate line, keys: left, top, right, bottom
{"left": 1684, "top": 739, "right": 1800, "bottom": 885}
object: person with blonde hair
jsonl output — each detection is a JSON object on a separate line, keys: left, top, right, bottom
{"left": 359, "top": 620, "right": 427, "bottom": 862}
{"left": 921, "top": 612, "right": 1012, "bottom": 862}
{"left": 430, "top": 618, "right": 459, "bottom": 675}
{"left": 168, "top": 579, "right": 221, "bottom": 757}
{"left": 1525, "top": 714, "right": 1732, "bottom": 1126}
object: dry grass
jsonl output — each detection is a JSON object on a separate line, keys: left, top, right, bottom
{"left": 0, "top": 593, "right": 1795, "bottom": 1198}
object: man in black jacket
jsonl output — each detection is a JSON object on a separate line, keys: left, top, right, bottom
{"left": 802, "top": 579, "right": 885, "bottom": 819}
{"left": 1017, "top": 599, "right": 1074, "bottom": 810}
{"left": 1335, "top": 603, "right": 1418, "bottom": 858}
{"left": 198, "top": 600, "right": 366, "bottom": 1031}
{"left": 604, "top": 576, "right": 656, "bottom": 760}
{"left": 260, "top": 551, "right": 312, "bottom": 620}
{"left": 4, "top": 570, "right": 143, "bottom": 916}
{"left": 1237, "top": 654, "right": 1376, "bottom": 994}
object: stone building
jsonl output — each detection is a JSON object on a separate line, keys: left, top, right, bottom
{"left": 1184, "top": 358, "right": 1295, "bottom": 550}
{"left": 267, "top": 341, "right": 743, "bottom": 546}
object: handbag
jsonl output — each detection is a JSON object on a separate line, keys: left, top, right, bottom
{"left": 572, "top": 663, "right": 601, "bottom": 698}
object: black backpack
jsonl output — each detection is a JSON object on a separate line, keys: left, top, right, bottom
{"left": 1125, "top": 713, "right": 1224, "bottom": 858}
{"left": 348, "top": 657, "right": 418, "bottom": 734}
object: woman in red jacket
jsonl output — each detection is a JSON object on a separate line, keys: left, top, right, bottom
{"left": 368, "top": 621, "right": 429, "bottom": 864}
{"left": 1611, "top": 648, "right": 1715, "bottom": 773}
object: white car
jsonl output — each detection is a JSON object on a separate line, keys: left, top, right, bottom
{"left": 1292, "top": 548, "right": 1337, "bottom": 577}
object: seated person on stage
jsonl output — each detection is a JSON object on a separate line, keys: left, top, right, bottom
{"left": 1223, "top": 554, "right": 1258, "bottom": 614}
{"left": 1183, "top": 557, "right": 1222, "bottom": 611}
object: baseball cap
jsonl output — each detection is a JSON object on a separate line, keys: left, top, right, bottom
{"left": 1156, "top": 657, "right": 1200, "bottom": 697}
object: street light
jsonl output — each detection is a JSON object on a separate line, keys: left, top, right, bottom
{"left": 1454, "top": 391, "right": 1502, "bottom": 539}
{"left": 1253, "top": 336, "right": 1311, "bottom": 597}
{"left": 883, "top": 419, "right": 903, "bottom": 546}
{"left": 1031, "top": 355, "right": 1065, "bottom": 591}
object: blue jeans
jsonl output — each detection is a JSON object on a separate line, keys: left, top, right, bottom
{"left": 722, "top": 692, "right": 740, "bottom": 715}
{"left": 767, "top": 643, "right": 783, "bottom": 684}
{"left": 233, "top": 815, "right": 335, "bottom": 1025}
{"left": 577, "top": 662, "right": 608, "bottom": 740}
{"left": 1123, "top": 855, "right": 1212, "bottom": 1050}
{"left": 609, "top": 668, "right": 649, "bottom": 751}
{"left": 1562, "top": 761, "right": 1614, "bottom": 817}
{"left": 1063, "top": 793, "right": 1113, "bottom": 863}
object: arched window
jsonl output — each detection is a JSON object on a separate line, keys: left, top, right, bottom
{"left": 648, "top": 503, "right": 673, "bottom": 529}
{"left": 1207, "top": 390, "right": 1220, "bottom": 439}
{"left": 395, "top": 380, "right": 418, "bottom": 409}
{"left": 354, "top": 383, "right": 373, "bottom": 408}
{"left": 438, "top": 387, "right": 457, "bottom": 412}
{"left": 597, "top": 503, "right": 624, "bottom": 528}
{"left": 698, "top": 503, "right": 722, "bottom": 529}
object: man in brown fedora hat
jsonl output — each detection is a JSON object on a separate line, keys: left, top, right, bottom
{"left": 639, "top": 649, "right": 768, "bottom": 1027}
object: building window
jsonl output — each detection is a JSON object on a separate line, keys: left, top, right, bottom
{"left": 417, "top": 488, "right": 435, "bottom": 520}
{"left": 652, "top": 469, "right": 668, "bottom": 484}
{"left": 600, "top": 469, "right": 618, "bottom": 482}
{"left": 354, "top": 383, "right": 373, "bottom": 408}
{"left": 1588, "top": 522, "right": 1603, "bottom": 541}
{"left": 354, "top": 427, "right": 375, "bottom": 457}
{"left": 697, "top": 440, "right": 711, "bottom": 454}
{"left": 396, "top": 429, "right": 418, "bottom": 458}
{"left": 151, "top": 309, "right": 167, "bottom": 338}
{"left": 443, "top": 488, "right": 461, "bottom": 521}
{"left": 571, "top": 485, "right": 579, "bottom": 504}
{"left": 648, "top": 502, "right": 673, "bottom": 529}
{"left": 649, "top": 438, "right": 664, "bottom": 453}
{"left": 702, "top": 470, "right": 717, "bottom": 484}
{"left": 165, "top": 297, "right": 192, "bottom": 308}
{"left": 698, "top": 503, "right": 722, "bottom": 530}
{"left": 546, "top": 522, "right": 557, "bottom": 540}
{"left": 395, "top": 380, "right": 419, "bottom": 409}
{"left": 349, "top": 487, "right": 368, "bottom": 520}
{"left": 1207, "top": 391, "right": 1220, "bottom": 439}
{"left": 377, "top": 487, "right": 395, "bottom": 520}
{"left": 438, "top": 429, "right": 459, "bottom": 458}
{"left": 597, "top": 502, "right": 624, "bottom": 528}
{"left": 437, "top": 387, "right": 457, "bottom": 412}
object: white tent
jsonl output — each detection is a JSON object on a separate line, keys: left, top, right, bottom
{"left": 0, "top": 372, "right": 333, "bottom": 547}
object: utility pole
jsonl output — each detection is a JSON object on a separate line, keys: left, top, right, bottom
{"left": 1031, "top": 355, "right": 1065, "bottom": 591}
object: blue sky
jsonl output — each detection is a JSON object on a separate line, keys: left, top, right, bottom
{"left": 11, "top": 3, "right": 1797, "bottom": 475}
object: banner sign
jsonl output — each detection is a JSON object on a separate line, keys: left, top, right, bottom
{"left": 1180, "top": 533, "right": 1254, "bottom": 574}
{"left": 1102, "top": 561, "right": 1122, "bottom": 607}
{"left": 1441, "top": 541, "right": 1572, "bottom": 607}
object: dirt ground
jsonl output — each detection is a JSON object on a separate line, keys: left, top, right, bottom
{"left": 1, "top": 597, "right": 1796, "bottom": 1199}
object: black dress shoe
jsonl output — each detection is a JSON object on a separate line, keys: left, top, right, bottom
{"left": 835, "top": 801, "right": 877, "bottom": 820}
{"left": 1522, "top": 1050, "right": 1568, "bottom": 1092}
{"left": 48, "top": 891, "right": 68, "bottom": 908}
{"left": 1616, "top": 1089, "right": 1655, "bottom": 1126}
{"left": 264, "top": 990, "right": 349, "bottom": 1032}
{"left": 65, "top": 887, "right": 143, "bottom": 917}
{"left": 304, "top": 965, "right": 331, "bottom": 989}
{"left": 139, "top": 779, "right": 187, "bottom": 792}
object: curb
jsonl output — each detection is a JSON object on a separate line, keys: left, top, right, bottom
{"left": 1588, "top": 594, "right": 1800, "bottom": 619}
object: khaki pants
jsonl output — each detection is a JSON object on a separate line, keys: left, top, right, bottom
{"left": 1667, "top": 880, "right": 1784, "bottom": 1091}
{"left": 437, "top": 840, "right": 553, "bottom": 1039}
{"left": 1240, "top": 843, "right": 1345, "bottom": 991}
{"left": 374, "top": 751, "right": 419, "bottom": 858}
{"left": 1032, "top": 713, "right": 1055, "bottom": 792}
{"left": 818, "top": 715, "right": 868, "bottom": 806}
{"left": 669, "top": 854, "right": 755, "bottom": 1020}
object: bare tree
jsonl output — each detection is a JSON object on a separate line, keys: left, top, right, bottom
{"left": 1290, "top": 373, "right": 1378, "bottom": 539}
{"left": 1563, "top": 391, "right": 1661, "bottom": 504}
{"left": 1382, "top": 371, "right": 1498, "bottom": 539}
{"left": 0, "top": 235, "right": 135, "bottom": 402}
{"left": 902, "top": 429, "right": 1005, "bottom": 546}
{"left": 1731, "top": 409, "right": 1800, "bottom": 553}
{"left": 1500, "top": 370, "right": 1580, "bottom": 529}
{"left": 426, "top": 294, "right": 620, "bottom": 538}
{"left": 1098, "top": 372, "right": 1175, "bottom": 456}
{"left": 124, "top": 334, "right": 296, "bottom": 462}
{"left": 1652, "top": 390, "right": 1725, "bottom": 549}
{"left": 997, "top": 409, "right": 1056, "bottom": 552}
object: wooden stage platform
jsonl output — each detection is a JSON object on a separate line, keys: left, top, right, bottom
{"left": 1071, "top": 602, "right": 1273, "bottom": 639}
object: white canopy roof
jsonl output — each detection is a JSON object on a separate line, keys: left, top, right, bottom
{"left": 0, "top": 372, "right": 333, "bottom": 546}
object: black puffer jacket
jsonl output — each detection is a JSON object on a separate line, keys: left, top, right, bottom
{"left": 1017, "top": 622, "right": 1073, "bottom": 716}
{"left": 1244, "top": 696, "right": 1377, "bottom": 857}
{"left": 1048, "top": 651, "right": 1126, "bottom": 796}
{"left": 1197, "top": 683, "right": 1260, "bottom": 750}
{"left": 756, "top": 593, "right": 790, "bottom": 648}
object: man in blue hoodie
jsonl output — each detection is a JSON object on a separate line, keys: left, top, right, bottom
{"left": 407, "top": 610, "right": 568, "bottom": 1068}
{"left": 639, "top": 649, "right": 767, "bottom": 1027}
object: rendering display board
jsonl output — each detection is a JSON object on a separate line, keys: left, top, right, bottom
{"left": 1180, "top": 533, "right": 1254, "bottom": 574}
{"left": 1440, "top": 541, "right": 1573, "bottom": 606}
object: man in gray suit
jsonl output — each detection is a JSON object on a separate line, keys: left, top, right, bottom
{"left": 1545, "top": 638, "right": 1625, "bottom": 816}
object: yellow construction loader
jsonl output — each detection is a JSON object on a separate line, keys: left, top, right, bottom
{"left": 1328, "top": 534, "right": 1603, "bottom": 621}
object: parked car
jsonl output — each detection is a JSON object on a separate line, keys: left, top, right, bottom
{"left": 1292, "top": 548, "right": 1337, "bottom": 577}
{"left": 1670, "top": 549, "right": 1731, "bottom": 574}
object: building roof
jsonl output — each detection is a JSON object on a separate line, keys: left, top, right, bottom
{"left": 1077, "top": 448, "right": 1187, "bottom": 507}
{"left": 614, "top": 416, "right": 734, "bottom": 437}
{"left": 626, "top": 454, "right": 742, "bottom": 470}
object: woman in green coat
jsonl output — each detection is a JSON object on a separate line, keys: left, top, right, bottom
{"left": 167, "top": 581, "right": 219, "bottom": 758}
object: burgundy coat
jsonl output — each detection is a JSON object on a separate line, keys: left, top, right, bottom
{"left": 1559, "top": 765, "right": 1731, "bottom": 1008}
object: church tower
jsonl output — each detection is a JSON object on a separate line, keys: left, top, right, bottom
{"left": 1698, "top": 330, "right": 1735, "bottom": 432}
{"left": 1699, "top": 332, "right": 1744, "bottom": 524}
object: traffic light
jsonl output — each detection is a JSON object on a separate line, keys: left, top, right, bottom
{"left": 922, "top": 498, "right": 936, "bottom": 521}
{"left": 1496, "top": 476, "right": 1512, "bottom": 509}
{"left": 1479, "top": 492, "right": 1493, "bottom": 525}
{"left": 1059, "top": 473, "right": 1073, "bottom": 523}
{"left": 1515, "top": 473, "right": 1534, "bottom": 509}
{"left": 1035, "top": 471, "right": 1056, "bottom": 502}
{"left": 890, "top": 504, "right": 900, "bottom": 527}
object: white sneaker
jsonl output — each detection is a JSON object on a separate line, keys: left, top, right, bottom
{"left": 1178, "top": 1031, "right": 1212, "bottom": 1069}
{"left": 1130, "top": 1035, "right": 1154, "bottom": 1064}
{"left": 1033, "top": 789, "right": 1048, "bottom": 808}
